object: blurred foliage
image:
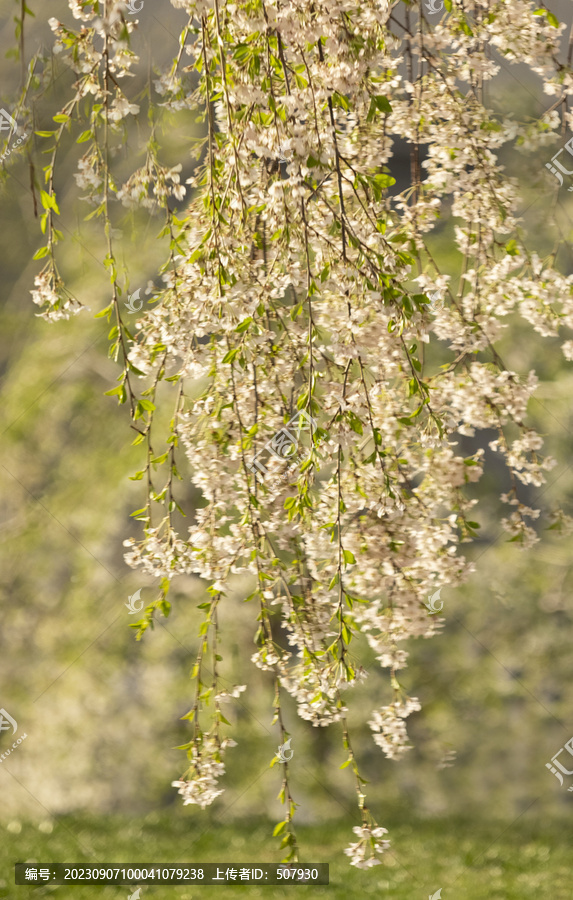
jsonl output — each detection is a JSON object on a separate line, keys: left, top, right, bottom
{"left": 1, "top": 813, "right": 573, "bottom": 899}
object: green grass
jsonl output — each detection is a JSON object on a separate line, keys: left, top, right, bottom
{"left": 2, "top": 813, "right": 571, "bottom": 899}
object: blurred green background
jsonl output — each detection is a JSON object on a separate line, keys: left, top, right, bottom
{"left": 1, "top": 0, "right": 573, "bottom": 897}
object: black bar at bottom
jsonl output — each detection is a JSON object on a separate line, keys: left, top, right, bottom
{"left": 15, "top": 863, "right": 329, "bottom": 885}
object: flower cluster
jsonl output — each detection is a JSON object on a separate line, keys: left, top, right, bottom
{"left": 31, "top": 272, "right": 82, "bottom": 322}
{"left": 344, "top": 824, "right": 391, "bottom": 869}
{"left": 171, "top": 735, "right": 227, "bottom": 809}
{"left": 368, "top": 697, "right": 422, "bottom": 760}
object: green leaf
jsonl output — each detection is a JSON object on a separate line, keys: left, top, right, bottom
{"left": 332, "top": 91, "right": 350, "bottom": 111}
{"left": 343, "top": 549, "right": 356, "bottom": 565}
{"left": 94, "top": 303, "right": 112, "bottom": 320}
{"left": 505, "top": 239, "right": 519, "bottom": 256}
{"left": 273, "top": 821, "right": 287, "bottom": 837}
{"left": 347, "top": 412, "right": 363, "bottom": 435}
{"left": 372, "top": 94, "right": 392, "bottom": 115}
{"left": 222, "top": 347, "right": 241, "bottom": 364}
{"left": 547, "top": 10, "right": 559, "bottom": 26}
{"left": 104, "top": 385, "right": 124, "bottom": 397}
{"left": 459, "top": 16, "right": 473, "bottom": 36}
{"left": 32, "top": 246, "right": 49, "bottom": 260}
